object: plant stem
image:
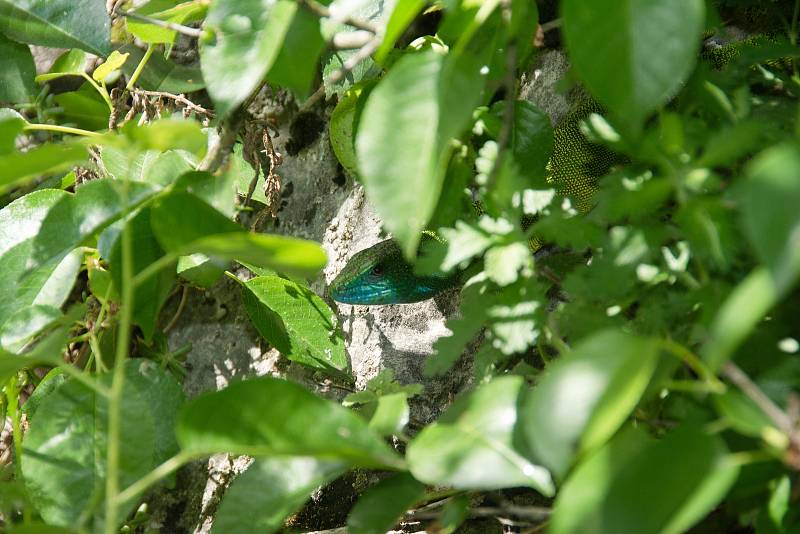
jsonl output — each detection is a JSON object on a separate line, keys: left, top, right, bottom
{"left": 104, "top": 180, "right": 135, "bottom": 534}
{"left": 126, "top": 43, "right": 155, "bottom": 91}
{"left": 81, "top": 72, "right": 114, "bottom": 111}
{"left": 57, "top": 363, "right": 110, "bottom": 397}
{"left": 659, "top": 338, "right": 726, "bottom": 394}
{"left": 132, "top": 253, "right": 178, "bottom": 288}
{"left": 23, "top": 123, "right": 101, "bottom": 137}
{"left": 114, "top": 451, "right": 197, "bottom": 506}
{"left": 117, "top": 9, "right": 203, "bottom": 38}
{"left": 7, "top": 375, "right": 32, "bottom": 523}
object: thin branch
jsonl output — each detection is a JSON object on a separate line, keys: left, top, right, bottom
{"left": 325, "top": 35, "right": 383, "bottom": 86}
{"left": 407, "top": 504, "right": 551, "bottom": 523}
{"left": 299, "top": 0, "right": 379, "bottom": 33}
{"left": 116, "top": 9, "right": 203, "bottom": 38}
{"left": 137, "top": 90, "right": 214, "bottom": 117}
{"left": 332, "top": 30, "right": 374, "bottom": 49}
{"left": 163, "top": 285, "right": 190, "bottom": 333}
{"left": 722, "top": 362, "right": 794, "bottom": 434}
{"left": 540, "top": 18, "right": 562, "bottom": 33}
{"left": 297, "top": 84, "right": 327, "bottom": 114}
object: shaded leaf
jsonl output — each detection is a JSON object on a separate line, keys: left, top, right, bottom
{"left": 347, "top": 473, "right": 426, "bottom": 534}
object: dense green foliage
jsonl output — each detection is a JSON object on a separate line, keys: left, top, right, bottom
{"left": 0, "top": 0, "right": 799, "bottom": 532}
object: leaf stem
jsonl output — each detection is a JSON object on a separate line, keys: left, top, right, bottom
{"left": 659, "top": 338, "right": 726, "bottom": 394}
{"left": 114, "top": 450, "right": 198, "bottom": 506}
{"left": 126, "top": 43, "right": 155, "bottom": 91}
{"left": 104, "top": 179, "right": 136, "bottom": 534}
{"left": 23, "top": 123, "right": 101, "bottom": 137}
{"left": 132, "top": 253, "right": 179, "bottom": 289}
{"left": 6, "top": 375, "right": 32, "bottom": 523}
{"left": 81, "top": 72, "right": 114, "bottom": 111}
{"left": 57, "top": 363, "right": 110, "bottom": 397}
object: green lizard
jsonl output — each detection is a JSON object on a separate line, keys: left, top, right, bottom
{"left": 330, "top": 99, "right": 615, "bottom": 305}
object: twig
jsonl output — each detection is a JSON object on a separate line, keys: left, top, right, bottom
{"left": 297, "top": 84, "right": 327, "bottom": 114}
{"left": 299, "top": 0, "right": 379, "bottom": 33}
{"left": 407, "top": 504, "right": 551, "bottom": 523}
{"left": 332, "top": 30, "right": 374, "bottom": 49}
{"left": 540, "top": 18, "right": 562, "bottom": 33}
{"left": 722, "top": 362, "right": 794, "bottom": 434}
{"left": 137, "top": 90, "right": 214, "bottom": 117}
{"left": 325, "top": 35, "right": 383, "bottom": 86}
{"left": 164, "top": 285, "right": 190, "bottom": 333}
{"left": 116, "top": 9, "right": 203, "bottom": 38}
{"left": 488, "top": 1, "right": 518, "bottom": 186}
{"left": 198, "top": 110, "right": 246, "bottom": 173}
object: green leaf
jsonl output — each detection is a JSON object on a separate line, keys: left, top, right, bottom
{"left": 49, "top": 49, "right": 89, "bottom": 75}
{"left": 267, "top": 7, "right": 325, "bottom": 99}
{"left": 240, "top": 274, "right": 348, "bottom": 374}
{"left": 0, "top": 143, "right": 88, "bottom": 193}
{"left": 110, "top": 208, "right": 176, "bottom": 341}
{"left": 0, "top": 0, "right": 111, "bottom": 55}
{"left": 549, "top": 424, "right": 739, "bottom": 534}
{"left": 0, "top": 107, "right": 26, "bottom": 153}
{"left": 0, "top": 325, "right": 69, "bottom": 385}
{"left": 0, "top": 190, "right": 87, "bottom": 327}
{"left": 517, "top": 329, "right": 659, "bottom": 480}
{"left": 0, "top": 33, "right": 36, "bottom": 103}
{"left": 701, "top": 268, "right": 779, "bottom": 371}
{"left": 127, "top": 0, "right": 207, "bottom": 44}
{"left": 714, "top": 390, "right": 777, "bottom": 438}
{"left": 561, "top": 0, "right": 704, "bottom": 135}
{"left": 356, "top": 48, "right": 484, "bottom": 259}
{"left": 102, "top": 147, "right": 195, "bottom": 186}
{"left": 407, "top": 376, "right": 554, "bottom": 495}
{"left": 119, "top": 43, "right": 204, "bottom": 93}
{"left": 92, "top": 50, "right": 129, "bottom": 82}
{"left": 200, "top": 0, "right": 296, "bottom": 116}
{"left": 53, "top": 86, "right": 110, "bottom": 131}
{"left": 28, "top": 179, "right": 159, "bottom": 274}
{"left": 374, "top": 0, "right": 426, "bottom": 63}
{"left": 150, "top": 191, "right": 327, "bottom": 277}
{"left": 0, "top": 304, "right": 62, "bottom": 353}
{"left": 122, "top": 118, "right": 207, "bottom": 155}
{"left": 740, "top": 144, "right": 800, "bottom": 292}
{"left": 177, "top": 376, "right": 403, "bottom": 469}
{"left": 367, "top": 392, "right": 409, "bottom": 437}
{"left": 347, "top": 473, "right": 426, "bottom": 534}
{"left": 329, "top": 83, "right": 371, "bottom": 177}
{"left": 21, "top": 360, "right": 184, "bottom": 528}
{"left": 490, "top": 100, "right": 553, "bottom": 185}
{"left": 212, "top": 457, "right": 346, "bottom": 534}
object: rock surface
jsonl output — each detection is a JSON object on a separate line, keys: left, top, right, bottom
{"left": 156, "top": 48, "right": 572, "bottom": 534}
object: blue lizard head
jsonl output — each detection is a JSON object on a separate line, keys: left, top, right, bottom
{"left": 329, "top": 239, "right": 456, "bottom": 305}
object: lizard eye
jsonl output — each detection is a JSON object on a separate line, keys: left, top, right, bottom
{"left": 369, "top": 263, "right": 384, "bottom": 276}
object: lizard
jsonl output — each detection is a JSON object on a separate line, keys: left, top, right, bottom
{"left": 329, "top": 97, "right": 617, "bottom": 305}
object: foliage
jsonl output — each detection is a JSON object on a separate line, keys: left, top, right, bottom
{"left": 0, "top": 0, "right": 798, "bottom": 533}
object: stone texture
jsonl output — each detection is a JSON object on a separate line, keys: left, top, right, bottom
{"left": 157, "top": 43, "right": 573, "bottom": 533}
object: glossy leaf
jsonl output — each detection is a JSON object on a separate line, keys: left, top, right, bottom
{"left": 212, "top": 457, "right": 346, "bottom": 534}
{"left": 356, "top": 48, "right": 485, "bottom": 258}
{"left": 374, "top": 0, "right": 426, "bottom": 63}
{"left": 0, "top": 108, "right": 25, "bottom": 153}
{"left": 110, "top": 208, "right": 176, "bottom": 341}
{"left": 490, "top": 100, "right": 553, "bottom": 186}
{"left": 177, "top": 376, "right": 403, "bottom": 469}
{"left": 0, "top": 33, "right": 36, "bottom": 102}
{"left": 329, "top": 83, "right": 370, "bottom": 177}
{"left": 407, "top": 376, "right": 554, "bottom": 495}
{"left": 562, "top": 0, "right": 704, "bottom": 135}
{"left": 241, "top": 274, "right": 348, "bottom": 374}
{"left": 347, "top": 473, "right": 426, "bottom": 534}
{"left": 517, "top": 330, "right": 659, "bottom": 480}
{"left": 0, "top": 0, "right": 111, "bottom": 55}
{"left": 367, "top": 392, "right": 409, "bottom": 437}
{"left": 92, "top": 50, "right": 129, "bottom": 82}
{"left": 119, "top": 43, "right": 205, "bottom": 93}
{"left": 127, "top": 0, "right": 207, "bottom": 44}
{"left": 740, "top": 144, "right": 800, "bottom": 292}
{"left": 0, "top": 143, "right": 88, "bottom": 192}
{"left": 21, "top": 360, "right": 183, "bottom": 528}
{"left": 549, "top": 424, "right": 739, "bottom": 534}
{"left": 0, "top": 325, "right": 68, "bottom": 385}
{"left": 200, "top": 0, "right": 296, "bottom": 116}
{"left": 151, "top": 191, "right": 327, "bottom": 277}
{"left": 267, "top": 7, "right": 325, "bottom": 99}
